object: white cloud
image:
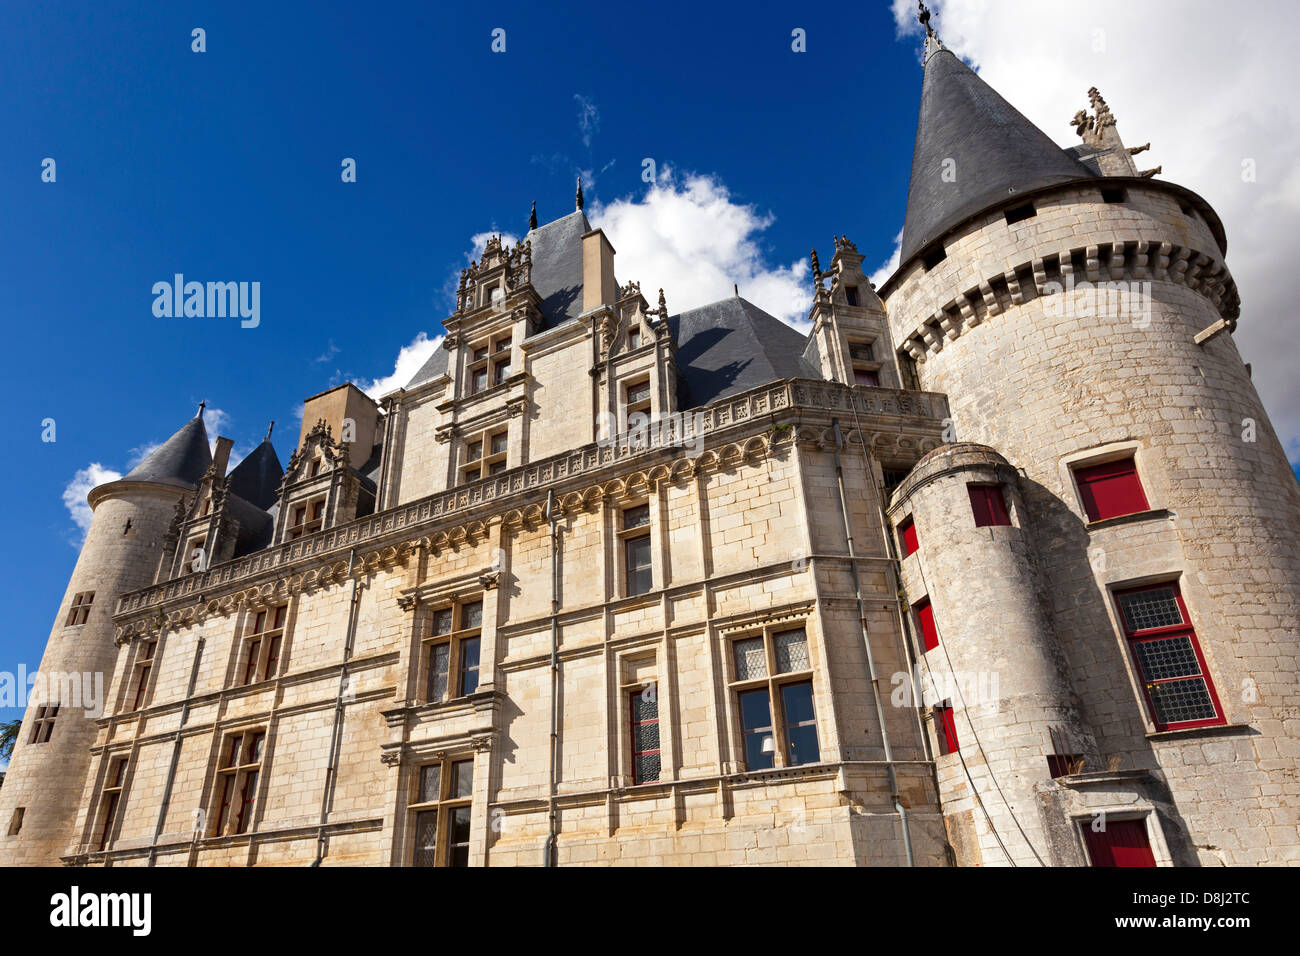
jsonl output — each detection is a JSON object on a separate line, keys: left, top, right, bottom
{"left": 889, "top": 0, "right": 1300, "bottom": 461}
{"left": 61, "top": 463, "right": 122, "bottom": 545}
{"left": 588, "top": 169, "right": 812, "bottom": 329}
{"left": 125, "top": 441, "right": 161, "bottom": 470}
{"left": 575, "top": 94, "right": 600, "bottom": 148}
{"left": 358, "top": 331, "right": 445, "bottom": 399}
{"left": 204, "top": 406, "right": 232, "bottom": 451}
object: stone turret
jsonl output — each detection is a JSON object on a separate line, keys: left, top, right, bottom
{"left": 879, "top": 21, "right": 1300, "bottom": 865}
{"left": 0, "top": 411, "right": 211, "bottom": 864}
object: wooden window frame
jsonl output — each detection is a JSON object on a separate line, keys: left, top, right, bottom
{"left": 934, "top": 703, "right": 960, "bottom": 755}
{"left": 460, "top": 428, "right": 509, "bottom": 484}
{"left": 408, "top": 756, "right": 475, "bottom": 867}
{"left": 286, "top": 496, "right": 326, "bottom": 540}
{"left": 65, "top": 591, "right": 94, "bottom": 626}
{"left": 420, "top": 598, "right": 484, "bottom": 704}
{"left": 96, "top": 757, "right": 128, "bottom": 851}
{"left": 1113, "top": 582, "right": 1225, "bottom": 731}
{"left": 131, "top": 639, "right": 158, "bottom": 711}
{"left": 619, "top": 503, "right": 653, "bottom": 597}
{"left": 210, "top": 728, "right": 266, "bottom": 837}
{"left": 727, "top": 625, "right": 819, "bottom": 770}
{"left": 240, "top": 605, "right": 288, "bottom": 685}
{"left": 467, "top": 332, "right": 512, "bottom": 396}
{"left": 913, "top": 597, "right": 938, "bottom": 652}
{"left": 897, "top": 515, "right": 919, "bottom": 558}
{"left": 848, "top": 339, "right": 882, "bottom": 387}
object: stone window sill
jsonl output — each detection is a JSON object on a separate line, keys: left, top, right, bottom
{"left": 1085, "top": 508, "right": 1172, "bottom": 532}
{"left": 1145, "top": 722, "right": 1254, "bottom": 742}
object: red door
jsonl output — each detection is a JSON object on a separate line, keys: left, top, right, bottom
{"left": 1084, "top": 818, "right": 1156, "bottom": 867}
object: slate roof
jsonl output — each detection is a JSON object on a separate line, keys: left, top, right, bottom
{"left": 900, "top": 48, "right": 1095, "bottom": 264}
{"left": 670, "top": 297, "right": 819, "bottom": 409}
{"left": 226, "top": 439, "right": 284, "bottom": 510}
{"left": 123, "top": 416, "right": 212, "bottom": 489}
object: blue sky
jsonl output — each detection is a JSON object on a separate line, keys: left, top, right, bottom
{"left": 3, "top": 1, "right": 1297, "bottom": 754}
{"left": 0, "top": 1, "right": 922, "bottom": 745}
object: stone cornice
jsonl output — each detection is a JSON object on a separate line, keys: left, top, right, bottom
{"left": 113, "top": 379, "right": 948, "bottom": 633}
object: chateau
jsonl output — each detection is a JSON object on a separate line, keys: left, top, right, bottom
{"left": 2, "top": 15, "right": 1298, "bottom": 867}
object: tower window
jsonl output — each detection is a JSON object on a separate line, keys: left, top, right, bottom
{"left": 28, "top": 705, "right": 58, "bottom": 744}
{"left": 1101, "top": 186, "right": 1126, "bottom": 204}
{"left": 934, "top": 704, "right": 960, "bottom": 755}
{"left": 922, "top": 245, "right": 947, "bottom": 271}
{"left": 211, "top": 728, "right": 265, "bottom": 836}
{"left": 968, "top": 484, "right": 1011, "bottom": 527}
{"left": 630, "top": 687, "right": 660, "bottom": 784}
{"left": 422, "top": 598, "right": 483, "bottom": 704}
{"left": 1004, "top": 202, "right": 1036, "bottom": 224}
{"left": 844, "top": 285, "right": 860, "bottom": 307}
{"left": 897, "top": 515, "right": 919, "bottom": 558}
{"left": 6, "top": 808, "right": 23, "bottom": 836}
{"left": 410, "top": 757, "right": 474, "bottom": 867}
{"left": 1083, "top": 817, "right": 1156, "bottom": 867}
{"left": 913, "top": 598, "right": 938, "bottom": 652}
{"left": 1073, "top": 457, "right": 1149, "bottom": 522}
{"left": 65, "top": 592, "right": 94, "bottom": 627}
{"left": 1114, "top": 582, "right": 1224, "bottom": 731}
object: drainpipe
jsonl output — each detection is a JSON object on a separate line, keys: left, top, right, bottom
{"left": 543, "top": 490, "right": 560, "bottom": 867}
{"left": 831, "top": 419, "right": 915, "bottom": 867}
{"left": 148, "top": 625, "right": 204, "bottom": 866}
{"left": 312, "top": 548, "right": 361, "bottom": 866}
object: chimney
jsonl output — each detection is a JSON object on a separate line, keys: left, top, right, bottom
{"left": 212, "top": 437, "right": 234, "bottom": 478}
{"left": 581, "top": 228, "right": 617, "bottom": 313}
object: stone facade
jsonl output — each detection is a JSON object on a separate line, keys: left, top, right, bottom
{"left": 1, "top": 24, "right": 1297, "bottom": 867}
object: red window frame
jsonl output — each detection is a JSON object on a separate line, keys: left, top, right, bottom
{"left": 935, "top": 704, "right": 959, "bottom": 755}
{"left": 1083, "top": 818, "right": 1157, "bottom": 867}
{"left": 914, "top": 597, "right": 938, "bottom": 652}
{"left": 1113, "top": 582, "right": 1224, "bottom": 731}
{"left": 1074, "top": 457, "right": 1149, "bottom": 522}
{"left": 968, "top": 484, "right": 1010, "bottom": 527}
{"left": 898, "top": 515, "right": 919, "bottom": 558}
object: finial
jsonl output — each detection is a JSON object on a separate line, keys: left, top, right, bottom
{"left": 265, "top": 420, "right": 275, "bottom": 442}
{"left": 917, "top": 1, "right": 946, "bottom": 61}
{"left": 810, "top": 248, "right": 822, "bottom": 277}
{"left": 575, "top": 176, "right": 584, "bottom": 211}
{"left": 197, "top": 399, "right": 206, "bottom": 418}
{"left": 658, "top": 288, "right": 666, "bottom": 314}
{"left": 734, "top": 284, "right": 739, "bottom": 297}
{"left": 529, "top": 200, "right": 537, "bottom": 230}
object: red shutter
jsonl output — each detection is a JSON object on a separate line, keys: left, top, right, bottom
{"left": 1075, "top": 458, "right": 1149, "bottom": 521}
{"left": 968, "top": 485, "right": 1011, "bottom": 527}
{"left": 936, "top": 705, "right": 959, "bottom": 754}
{"left": 1083, "top": 818, "right": 1156, "bottom": 867}
{"left": 915, "top": 598, "right": 938, "bottom": 651}
{"left": 898, "top": 516, "right": 919, "bottom": 557}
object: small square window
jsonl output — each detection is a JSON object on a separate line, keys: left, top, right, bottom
{"left": 922, "top": 245, "right": 947, "bottom": 271}
{"left": 622, "top": 504, "right": 650, "bottom": 530}
{"left": 844, "top": 285, "right": 859, "bottom": 307}
{"left": 1004, "top": 202, "right": 1036, "bottom": 224}
{"left": 1101, "top": 186, "right": 1126, "bottom": 204}
{"left": 1073, "top": 457, "right": 1149, "bottom": 522}
{"left": 968, "top": 484, "right": 1011, "bottom": 527}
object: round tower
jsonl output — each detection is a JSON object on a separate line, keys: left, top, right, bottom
{"left": 889, "top": 443, "right": 1097, "bottom": 866}
{"left": 0, "top": 413, "right": 210, "bottom": 865}
{"left": 880, "top": 26, "right": 1300, "bottom": 865}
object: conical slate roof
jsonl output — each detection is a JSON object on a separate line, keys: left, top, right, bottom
{"left": 123, "top": 416, "right": 212, "bottom": 488}
{"left": 226, "top": 439, "right": 283, "bottom": 510}
{"left": 899, "top": 48, "right": 1094, "bottom": 264}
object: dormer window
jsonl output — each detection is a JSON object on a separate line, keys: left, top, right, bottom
{"left": 468, "top": 333, "right": 512, "bottom": 395}
{"left": 461, "top": 429, "right": 508, "bottom": 484}
{"left": 628, "top": 328, "right": 641, "bottom": 350}
{"left": 309, "top": 457, "right": 322, "bottom": 478}
{"left": 625, "top": 379, "right": 652, "bottom": 430}
{"left": 848, "top": 340, "right": 881, "bottom": 388}
{"left": 845, "top": 285, "right": 860, "bottom": 307}
{"left": 287, "top": 497, "right": 325, "bottom": 539}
